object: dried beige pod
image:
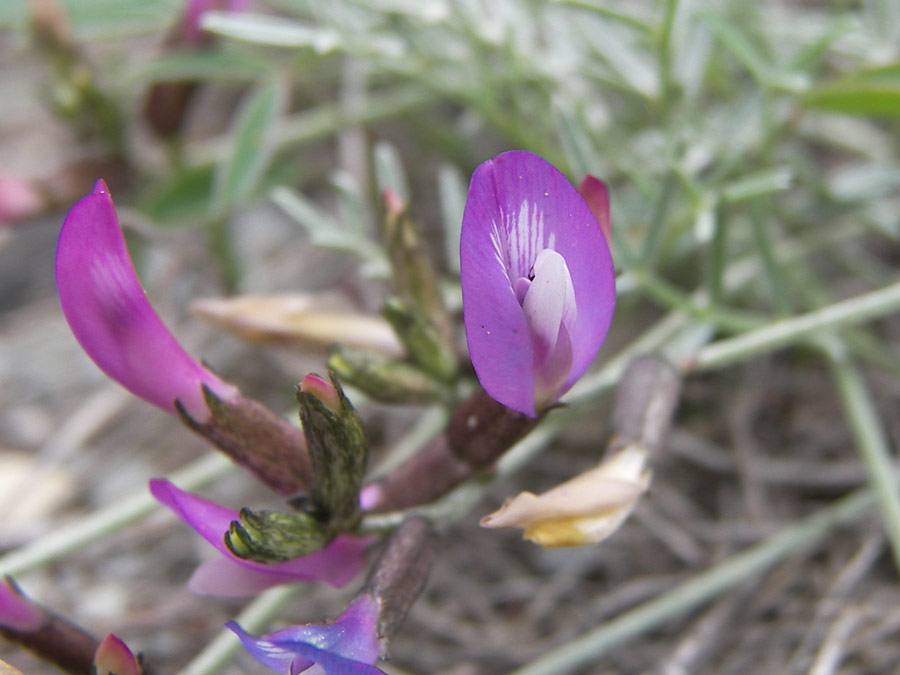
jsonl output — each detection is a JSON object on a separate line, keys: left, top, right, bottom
{"left": 480, "top": 443, "right": 650, "bottom": 547}
{"left": 192, "top": 294, "right": 403, "bottom": 356}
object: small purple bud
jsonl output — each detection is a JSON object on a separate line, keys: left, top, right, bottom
{"left": 56, "top": 180, "right": 238, "bottom": 420}
{"left": 93, "top": 634, "right": 141, "bottom": 675}
{"left": 299, "top": 373, "right": 341, "bottom": 414}
{"left": 460, "top": 151, "right": 616, "bottom": 416}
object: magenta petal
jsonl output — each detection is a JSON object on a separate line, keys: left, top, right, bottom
{"left": 461, "top": 151, "right": 616, "bottom": 415}
{"left": 0, "top": 579, "right": 42, "bottom": 631}
{"left": 188, "top": 557, "right": 302, "bottom": 597}
{"left": 149, "top": 478, "right": 237, "bottom": 557}
{"left": 56, "top": 180, "right": 236, "bottom": 418}
{"left": 227, "top": 595, "right": 383, "bottom": 674}
{"left": 150, "top": 479, "right": 370, "bottom": 595}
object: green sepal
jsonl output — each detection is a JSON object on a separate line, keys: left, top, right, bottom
{"left": 382, "top": 297, "right": 457, "bottom": 382}
{"left": 328, "top": 346, "right": 449, "bottom": 405}
{"left": 297, "top": 373, "right": 367, "bottom": 529}
{"left": 382, "top": 196, "right": 454, "bottom": 353}
{"left": 225, "top": 507, "right": 328, "bottom": 563}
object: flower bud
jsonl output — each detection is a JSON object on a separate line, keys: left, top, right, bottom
{"left": 382, "top": 189, "right": 454, "bottom": 353}
{"left": 328, "top": 346, "right": 448, "bottom": 404}
{"left": 225, "top": 508, "right": 328, "bottom": 564}
{"left": 381, "top": 298, "right": 457, "bottom": 382}
{"left": 297, "top": 373, "right": 367, "bottom": 528}
{"left": 92, "top": 634, "right": 141, "bottom": 675}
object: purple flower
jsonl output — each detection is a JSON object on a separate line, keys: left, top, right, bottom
{"left": 0, "top": 578, "right": 41, "bottom": 631}
{"left": 149, "top": 479, "right": 369, "bottom": 597}
{"left": 227, "top": 595, "right": 384, "bottom": 675}
{"left": 56, "top": 180, "right": 238, "bottom": 420}
{"left": 460, "top": 151, "right": 616, "bottom": 417}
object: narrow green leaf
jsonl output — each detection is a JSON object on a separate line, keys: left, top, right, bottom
{"left": 702, "top": 11, "right": 805, "bottom": 92}
{"left": 133, "top": 49, "right": 270, "bottom": 84}
{"left": 437, "top": 164, "right": 466, "bottom": 274}
{"left": 374, "top": 141, "right": 411, "bottom": 205}
{"left": 803, "top": 82, "right": 900, "bottom": 117}
{"left": 212, "top": 78, "right": 286, "bottom": 212}
{"left": 140, "top": 164, "right": 215, "bottom": 226}
{"left": 721, "top": 166, "right": 793, "bottom": 202}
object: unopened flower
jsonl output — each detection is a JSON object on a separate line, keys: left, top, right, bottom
{"left": 93, "top": 634, "right": 141, "bottom": 675}
{"left": 0, "top": 578, "right": 41, "bottom": 632}
{"left": 480, "top": 444, "right": 650, "bottom": 547}
{"left": 149, "top": 479, "right": 369, "bottom": 597}
{"left": 227, "top": 595, "right": 384, "bottom": 675}
{"left": 191, "top": 294, "right": 404, "bottom": 356}
{"left": 56, "top": 180, "right": 237, "bottom": 421}
{"left": 460, "top": 151, "right": 615, "bottom": 417}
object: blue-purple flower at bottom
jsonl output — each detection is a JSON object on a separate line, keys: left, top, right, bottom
{"left": 149, "top": 479, "right": 369, "bottom": 597}
{"left": 228, "top": 595, "right": 384, "bottom": 675}
{"left": 56, "top": 180, "right": 238, "bottom": 420}
{"left": 460, "top": 151, "right": 616, "bottom": 417}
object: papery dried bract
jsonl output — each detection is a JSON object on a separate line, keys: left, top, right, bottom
{"left": 460, "top": 151, "right": 615, "bottom": 416}
{"left": 481, "top": 444, "right": 650, "bottom": 547}
{"left": 56, "top": 180, "right": 237, "bottom": 420}
{"left": 227, "top": 595, "right": 384, "bottom": 674}
{"left": 192, "top": 294, "right": 404, "bottom": 356}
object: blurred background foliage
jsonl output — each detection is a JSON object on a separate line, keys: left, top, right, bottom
{"left": 4, "top": 0, "right": 899, "bottom": 322}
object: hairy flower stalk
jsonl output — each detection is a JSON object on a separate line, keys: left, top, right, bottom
{"left": 460, "top": 150, "right": 615, "bottom": 417}
{"left": 56, "top": 181, "right": 311, "bottom": 495}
